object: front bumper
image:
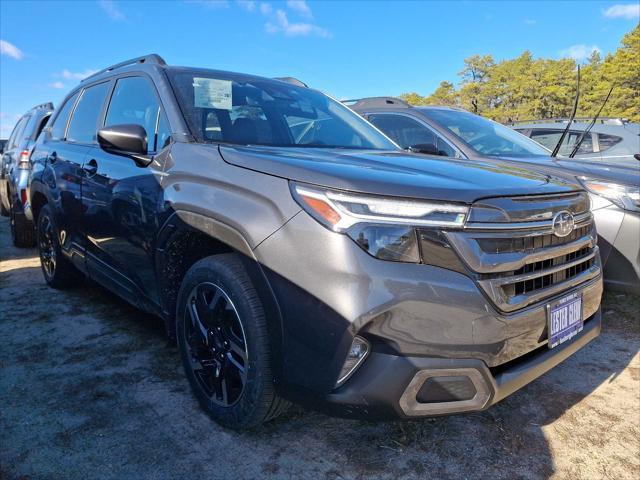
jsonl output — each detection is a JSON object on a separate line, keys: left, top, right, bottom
{"left": 255, "top": 211, "right": 604, "bottom": 417}
{"left": 322, "top": 308, "right": 601, "bottom": 419}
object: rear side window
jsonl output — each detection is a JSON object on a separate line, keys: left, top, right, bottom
{"left": 105, "top": 76, "right": 164, "bottom": 153}
{"left": 6, "top": 117, "right": 22, "bottom": 148}
{"left": 597, "top": 133, "right": 623, "bottom": 152}
{"left": 529, "top": 129, "right": 594, "bottom": 155}
{"left": 67, "top": 82, "right": 110, "bottom": 144}
{"left": 9, "top": 115, "right": 30, "bottom": 149}
{"left": 51, "top": 92, "right": 79, "bottom": 140}
{"left": 368, "top": 114, "right": 436, "bottom": 149}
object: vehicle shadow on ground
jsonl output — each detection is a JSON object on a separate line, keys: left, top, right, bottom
{"left": 1, "top": 219, "right": 638, "bottom": 480}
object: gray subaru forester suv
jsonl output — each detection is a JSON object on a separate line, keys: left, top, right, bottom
{"left": 29, "top": 55, "right": 602, "bottom": 429}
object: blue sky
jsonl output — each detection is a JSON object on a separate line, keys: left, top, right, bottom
{"left": 1, "top": 0, "right": 638, "bottom": 137}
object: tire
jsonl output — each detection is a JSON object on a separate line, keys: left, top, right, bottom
{"left": 176, "top": 254, "right": 289, "bottom": 429}
{"left": 10, "top": 205, "right": 36, "bottom": 247}
{"left": 36, "top": 204, "right": 81, "bottom": 289}
{"left": 0, "top": 200, "right": 8, "bottom": 217}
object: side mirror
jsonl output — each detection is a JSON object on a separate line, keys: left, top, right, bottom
{"left": 408, "top": 143, "right": 441, "bottom": 156}
{"left": 98, "top": 124, "right": 152, "bottom": 166}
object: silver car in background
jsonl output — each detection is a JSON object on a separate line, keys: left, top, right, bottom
{"left": 511, "top": 118, "right": 640, "bottom": 168}
{"left": 0, "top": 102, "right": 54, "bottom": 247}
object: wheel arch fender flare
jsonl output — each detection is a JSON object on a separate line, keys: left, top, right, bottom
{"left": 155, "top": 210, "right": 286, "bottom": 382}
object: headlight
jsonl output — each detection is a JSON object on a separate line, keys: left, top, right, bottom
{"left": 579, "top": 178, "right": 640, "bottom": 212}
{"left": 290, "top": 182, "right": 469, "bottom": 263}
{"left": 291, "top": 183, "right": 468, "bottom": 231}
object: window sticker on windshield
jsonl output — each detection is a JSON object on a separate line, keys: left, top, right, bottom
{"left": 193, "top": 78, "right": 232, "bottom": 110}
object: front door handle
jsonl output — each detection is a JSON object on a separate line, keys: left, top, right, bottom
{"left": 83, "top": 158, "right": 98, "bottom": 176}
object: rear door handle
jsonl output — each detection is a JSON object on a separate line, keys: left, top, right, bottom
{"left": 48, "top": 151, "right": 57, "bottom": 163}
{"left": 83, "top": 158, "right": 98, "bottom": 176}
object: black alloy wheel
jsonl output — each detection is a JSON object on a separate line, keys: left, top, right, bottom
{"left": 184, "top": 282, "right": 248, "bottom": 406}
{"left": 38, "top": 211, "right": 57, "bottom": 280}
{"left": 176, "top": 254, "right": 289, "bottom": 429}
{"left": 36, "top": 204, "right": 80, "bottom": 288}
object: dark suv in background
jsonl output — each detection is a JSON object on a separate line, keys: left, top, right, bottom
{"left": 1, "top": 102, "right": 54, "bottom": 246}
{"left": 29, "top": 55, "right": 602, "bottom": 429}
{"left": 349, "top": 97, "right": 639, "bottom": 293}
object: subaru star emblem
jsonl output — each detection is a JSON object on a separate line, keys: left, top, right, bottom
{"left": 552, "top": 211, "right": 575, "bottom": 237}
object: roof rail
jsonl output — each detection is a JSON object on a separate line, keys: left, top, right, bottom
{"left": 341, "top": 97, "right": 411, "bottom": 109}
{"left": 274, "top": 77, "right": 307, "bottom": 88}
{"left": 30, "top": 102, "right": 54, "bottom": 111}
{"left": 82, "top": 54, "right": 167, "bottom": 82}
{"left": 508, "top": 117, "right": 628, "bottom": 126}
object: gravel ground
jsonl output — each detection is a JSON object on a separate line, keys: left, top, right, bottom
{"left": 1, "top": 215, "right": 639, "bottom": 480}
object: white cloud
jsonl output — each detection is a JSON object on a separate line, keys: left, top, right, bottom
{"left": 236, "top": 0, "right": 255, "bottom": 11}
{"left": 524, "top": 18, "right": 536, "bottom": 25}
{"left": 265, "top": 9, "right": 330, "bottom": 37}
{"left": 0, "top": 40, "right": 24, "bottom": 60}
{"left": 49, "top": 81, "right": 66, "bottom": 89}
{"left": 98, "top": 0, "right": 125, "bottom": 20}
{"left": 287, "top": 0, "right": 312, "bottom": 18}
{"left": 560, "top": 44, "right": 601, "bottom": 61}
{"left": 260, "top": 2, "right": 272, "bottom": 15}
{"left": 603, "top": 4, "right": 640, "bottom": 19}
{"left": 58, "top": 69, "right": 98, "bottom": 80}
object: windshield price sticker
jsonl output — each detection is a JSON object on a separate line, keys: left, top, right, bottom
{"left": 193, "top": 78, "right": 232, "bottom": 110}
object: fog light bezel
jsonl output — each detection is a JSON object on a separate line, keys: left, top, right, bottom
{"left": 335, "top": 335, "right": 370, "bottom": 388}
{"left": 399, "top": 368, "right": 491, "bottom": 416}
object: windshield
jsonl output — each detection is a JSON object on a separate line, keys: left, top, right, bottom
{"left": 168, "top": 70, "right": 397, "bottom": 150}
{"left": 420, "top": 108, "right": 550, "bottom": 157}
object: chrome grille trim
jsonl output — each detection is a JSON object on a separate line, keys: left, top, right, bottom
{"left": 445, "top": 230, "right": 596, "bottom": 274}
{"left": 487, "top": 249, "right": 597, "bottom": 286}
{"left": 463, "top": 212, "right": 592, "bottom": 232}
{"left": 447, "top": 194, "right": 601, "bottom": 313}
{"left": 478, "top": 256, "right": 600, "bottom": 312}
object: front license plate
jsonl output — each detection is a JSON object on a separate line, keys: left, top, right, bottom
{"left": 547, "top": 292, "right": 583, "bottom": 349}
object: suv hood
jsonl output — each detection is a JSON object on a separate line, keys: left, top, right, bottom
{"left": 219, "top": 145, "right": 580, "bottom": 203}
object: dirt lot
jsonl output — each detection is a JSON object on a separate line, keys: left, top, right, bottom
{"left": 1, "top": 216, "right": 638, "bottom": 480}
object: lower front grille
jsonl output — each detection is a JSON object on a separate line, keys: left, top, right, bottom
{"left": 511, "top": 247, "right": 595, "bottom": 296}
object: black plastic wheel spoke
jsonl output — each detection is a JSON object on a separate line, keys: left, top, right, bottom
{"left": 188, "top": 299, "right": 209, "bottom": 343}
{"left": 207, "top": 290, "right": 227, "bottom": 319}
{"left": 226, "top": 351, "right": 246, "bottom": 378}
{"left": 227, "top": 336, "right": 247, "bottom": 364}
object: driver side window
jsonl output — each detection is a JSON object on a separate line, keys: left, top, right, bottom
{"left": 105, "top": 76, "right": 165, "bottom": 154}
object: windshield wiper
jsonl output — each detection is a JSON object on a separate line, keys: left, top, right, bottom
{"left": 551, "top": 66, "right": 580, "bottom": 158}
{"left": 568, "top": 86, "right": 614, "bottom": 158}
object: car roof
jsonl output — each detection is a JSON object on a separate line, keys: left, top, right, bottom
{"left": 512, "top": 121, "right": 640, "bottom": 136}
{"left": 82, "top": 54, "right": 306, "bottom": 91}
{"left": 345, "top": 97, "right": 468, "bottom": 113}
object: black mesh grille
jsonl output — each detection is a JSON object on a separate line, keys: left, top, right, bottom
{"left": 511, "top": 247, "right": 594, "bottom": 296}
